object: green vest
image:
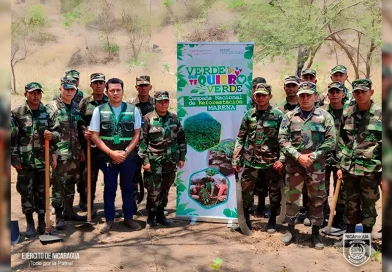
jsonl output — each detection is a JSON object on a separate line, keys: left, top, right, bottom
{"left": 98, "top": 102, "right": 136, "bottom": 161}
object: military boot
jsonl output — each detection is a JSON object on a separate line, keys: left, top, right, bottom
{"left": 37, "top": 213, "right": 46, "bottom": 235}
{"left": 63, "top": 198, "right": 87, "bottom": 222}
{"left": 267, "top": 210, "right": 277, "bottom": 233}
{"left": 146, "top": 211, "right": 156, "bottom": 229}
{"left": 156, "top": 207, "right": 171, "bottom": 226}
{"left": 255, "top": 195, "right": 265, "bottom": 218}
{"left": 311, "top": 225, "right": 324, "bottom": 250}
{"left": 281, "top": 224, "right": 295, "bottom": 245}
{"left": 332, "top": 210, "right": 346, "bottom": 231}
{"left": 55, "top": 208, "right": 67, "bottom": 230}
{"left": 334, "top": 224, "right": 355, "bottom": 247}
{"left": 25, "top": 213, "right": 37, "bottom": 238}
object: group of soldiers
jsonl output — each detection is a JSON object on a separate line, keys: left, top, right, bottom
{"left": 232, "top": 65, "right": 381, "bottom": 251}
{"left": 11, "top": 70, "right": 186, "bottom": 235}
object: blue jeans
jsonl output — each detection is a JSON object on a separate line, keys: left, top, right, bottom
{"left": 100, "top": 158, "right": 136, "bottom": 221}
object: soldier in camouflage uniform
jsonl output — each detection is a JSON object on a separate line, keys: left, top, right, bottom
{"left": 139, "top": 91, "right": 187, "bottom": 228}
{"left": 301, "top": 68, "right": 321, "bottom": 108}
{"left": 90, "top": 78, "right": 142, "bottom": 233}
{"left": 11, "top": 82, "right": 59, "bottom": 237}
{"left": 79, "top": 73, "right": 109, "bottom": 215}
{"left": 277, "top": 76, "right": 300, "bottom": 113}
{"left": 318, "top": 65, "right": 354, "bottom": 107}
{"left": 128, "top": 75, "right": 155, "bottom": 213}
{"left": 47, "top": 77, "right": 86, "bottom": 230}
{"left": 232, "top": 83, "right": 284, "bottom": 233}
{"left": 321, "top": 82, "right": 347, "bottom": 233}
{"left": 278, "top": 82, "right": 336, "bottom": 249}
{"left": 335, "top": 79, "right": 382, "bottom": 249}
{"left": 65, "top": 69, "right": 85, "bottom": 105}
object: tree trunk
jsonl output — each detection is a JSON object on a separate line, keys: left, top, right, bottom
{"left": 11, "top": 62, "right": 17, "bottom": 94}
{"left": 329, "top": 34, "right": 360, "bottom": 79}
{"left": 296, "top": 46, "right": 309, "bottom": 77}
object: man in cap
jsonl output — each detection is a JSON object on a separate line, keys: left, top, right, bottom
{"left": 79, "top": 73, "right": 109, "bottom": 215}
{"left": 232, "top": 83, "right": 285, "bottom": 233}
{"left": 301, "top": 68, "right": 317, "bottom": 84}
{"left": 47, "top": 76, "right": 87, "bottom": 230}
{"left": 138, "top": 91, "right": 187, "bottom": 228}
{"left": 319, "top": 65, "right": 353, "bottom": 106}
{"left": 277, "top": 76, "right": 300, "bottom": 113}
{"left": 65, "top": 69, "right": 85, "bottom": 105}
{"left": 321, "top": 82, "right": 347, "bottom": 233}
{"left": 90, "top": 78, "right": 142, "bottom": 233}
{"left": 128, "top": 75, "right": 155, "bottom": 213}
{"left": 335, "top": 79, "right": 382, "bottom": 252}
{"left": 11, "top": 82, "right": 59, "bottom": 237}
{"left": 278, "top": 82, "right": 336, "bottom": 249}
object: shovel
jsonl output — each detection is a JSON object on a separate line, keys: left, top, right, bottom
{"left": 39, "top": 139, "right": 63, "bottom": 244}
{"left": 234, "top": 171, "right": 252, "bottom": 235}
{"left": 321, "top": 178, "right": 344, "bottom": 236}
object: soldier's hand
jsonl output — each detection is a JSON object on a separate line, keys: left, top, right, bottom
{"left": 44, "top": 130, "right": 53, "bottom": 140}
{"left": 51, "top": 154, "right": 57, "bottom": 170}
{"left": 337, "top": 169, "right": 343, "bottom": 180}
{"left": 178, "top": 160, "right": 185, "bottom": 169}
{"left": 84, "top": 129, "right": 92, "bottom": 140}
{"left": 297, "top": 154, "right": 313, "bottom": 168}
{"left": 143, "top": 163, "right": 151, "bottom": 172}
{"left": 13, "top": 164, "right": 22, "bottom": 170}
{"left": 273, "top": 161, "right": 284, "bottom": 172}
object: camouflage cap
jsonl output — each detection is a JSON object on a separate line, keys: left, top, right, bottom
{"left": 61, "top": 76, "right": 77, "bottom": 90}
{"left": 154, "top": 90, "right": 169, "bottom": 101}
{"left": 301, "top": 68, "right": 317, "bottom": 77}
{"left": 297, "top": 82, "right": 316, "bottom": 95}
{"left": 25, "top": 82, "right": 44, "bottom": 93}
{"left": 136, "top": 75, "right": 151, "bottom": 86}
{"left": 331, "top": 65, "right": 347, "bottom": 75}
{"left": 252, "top": 77, "right": 267, "bottom": 86}
{"left": 352, "top": 79, "right": 372, "bottom": 91}
{"left": 254, "top": 83, "right": 271, "bottom": 95}
{"left": 90, "top": 73, "right": 105, "bottom": 83}
{"left": 65, "top": 69, "right": 80, "bottom": 79}
{"left": 328, "top": 81, "right": 345, "bottom": 91}
{"left": 284, "top": 75, "right": 300, "bottom": 86}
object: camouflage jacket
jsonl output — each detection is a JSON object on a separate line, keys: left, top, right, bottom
{"left": 11, "top": 102, "right": 60, "bottom": 168}
{"left": 338, "top": 101, "right": 382, "bottom": 176}
{"left": 46, "top": 97, "right": 84, "bottom": 161}
{"left": 232, "top": 106, "right": 285, "bottom": 169}
{"left": 138, "top": 110, "right": 187, "bottom": 165}
{"left": 277, "top": 98, "right": 298, "bottom": 114}
{"left": 79, "top": 94, "right": 109, "bottom": 134}
{"left": 128, "top": 95, "right": 155, "bottom": 117}
{"left": 278, "top": 106, "right": 336, "bottom": 171}
{"left": 321, "top": 104, "right": 347, "bottom": 166}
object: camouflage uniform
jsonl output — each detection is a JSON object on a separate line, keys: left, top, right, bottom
{"left": 128, "top": 80, "right": 155, "bottom": 207}
{"left": 138, "top": 92, "right": 187, "bottom": 214}
{"left": 232, "top": 99, "right": 284, "bottom": 215}
{"left": 277, "top": 98, "right": 298, "bottom": 113}
{"left": 278, "top": 87, "right": 336, "bottom": 227}
{"left": 11, "top": 83, "right": 59, "bottom": 217}
{"left": 338, "top": 95, "right": 382, "bottom": 228}
{"left": 78, "top": 73, "right": 109, "bottom": 210}
{"left": 47, "top": 78, "right": 84, "bottom": 219}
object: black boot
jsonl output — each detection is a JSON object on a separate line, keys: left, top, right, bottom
{"left": 37, "top": 213, "right": 45, "bottom": 234}
{"left": 55, "top": 208, "right": 67, "bottom": 230}
{"left": 281, "top": 224, "right": 295, "bottom": 244}
{"left": 335, "top": 224, "right": 355, "bottom": 247}
{"left": 146, "top": 210, "right": 156, "bottom": 229}
{"left": 255, "top": 196, "right": 265, "bottom": 217}
{"left": 63, "top": 197, "right": 87, "bottom": 222}
{"left": 156, "top": 207, "right": 171, "bottom": 226}
{"left": 25, "top": 213, "right": 36, "bottom": 238}
{"left": 267, "top": 210, "right": 277, "bottom": 233}
{"left": 311, "top": 225, "right": 324, "bottom": 250}
{"left": 332, "top": 210, "right": 346, "bottom": 230}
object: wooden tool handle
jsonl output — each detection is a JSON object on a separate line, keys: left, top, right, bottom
{"left": 326, "top": 178, "right": 342, "bottom": 230}
{"left": 87, "top": 139, "right": 91, "bottom": 222}
{"left": 45, "top": 139, "right": 51, "bottom": 233}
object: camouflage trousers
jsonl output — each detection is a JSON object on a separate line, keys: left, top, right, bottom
{"left": 342, "top": 170, "right": 381, "bottom": 227}
{"left": 82, "top": 147, "right": 100, "bottom": 205}
{"left": 51, "top": 160, "right": 80, "bottom": 212}
{"left": 241, "top": 165, "right": 282, "bottom": 211}
{"left": 144, "top": 160, "right": 177, "bottom": 212}
{"left": 285, "top": 167, "right": 327, "bottom": 226}
{"left": 16, "top": 168, "right": 45, "bottom": 214}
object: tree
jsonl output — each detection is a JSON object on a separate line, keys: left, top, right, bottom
{"left": 229, "top": 0, "right": 381, "bottom": 79}
{"left": 11, "top": 4, "right": 47, "bottom": 93}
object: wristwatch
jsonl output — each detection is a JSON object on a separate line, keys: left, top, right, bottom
{"left": 124, "top": 149, "right": 130, "bottom": 156}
